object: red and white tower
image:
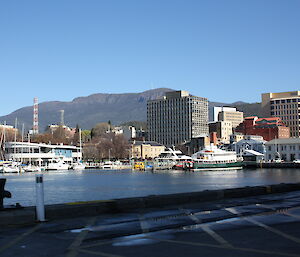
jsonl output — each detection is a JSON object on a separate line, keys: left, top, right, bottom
{"left": 33, "top": 97, "right": 39, "bottom": 134}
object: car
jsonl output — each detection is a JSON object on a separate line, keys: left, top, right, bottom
{"left": 272, "top": 159, "right": 283, "bottom": 163}
{"left": 293, "top": 159, "right": 300, "bottom": 163}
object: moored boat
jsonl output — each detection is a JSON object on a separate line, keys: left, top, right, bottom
{"left": 154, "top": 148, "right": 192, "bottom": 170}
{"left": 47, "top": 158, "right": 69, "bottom": 170}
{"left": 192, "top": 145, "right": 243, "bottom": 171}
{"left": 71, "top": 162, "right": 86, "bottom": 170}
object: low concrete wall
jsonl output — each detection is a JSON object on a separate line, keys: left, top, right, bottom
{"left": 1, "top": 182, "right": 300, "bottom": 226}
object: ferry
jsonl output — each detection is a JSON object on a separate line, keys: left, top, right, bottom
{"left": 191, "top": 144, "right": 243, "bottom": 171}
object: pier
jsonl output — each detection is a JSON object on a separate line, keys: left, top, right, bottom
{"left": 1, "top": 183, "right": 300, "bottom": 256}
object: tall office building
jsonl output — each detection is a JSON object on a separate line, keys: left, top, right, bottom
{"left": 262, "top": 91, "right": 300, "bottom": 137}
{"left": 147, "top": 90, "right": 208, "bottom": 147}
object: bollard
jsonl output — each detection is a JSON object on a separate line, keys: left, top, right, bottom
{"left": 35, "top": 174, "right": 45, "bottom": 222}
{"left": 0, "top": 178, "right": 11, "bottom": 209}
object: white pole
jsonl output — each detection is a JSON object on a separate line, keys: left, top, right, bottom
{"left": 35, "top": 174, "right": 45, "bottom": 222}
{"left": 21, "top": 124, "right": 24, "bottom": 164}
{"left": 79, "top": 128, "right": 82, "bottom": 162}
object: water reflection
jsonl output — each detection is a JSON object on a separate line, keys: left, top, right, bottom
{"left": 2, "top": 168, "right": 300, "bottom": 206}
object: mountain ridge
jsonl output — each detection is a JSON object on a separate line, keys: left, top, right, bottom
{"left": 0, "top": 88, "right": 262, "bottom": 131}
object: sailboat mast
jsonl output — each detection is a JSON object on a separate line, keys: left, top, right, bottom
{"left": 79, "top": 128, "right": 82, "bottom": 161}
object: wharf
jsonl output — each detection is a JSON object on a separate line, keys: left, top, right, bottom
{"left": 1, "top": 184, "right": 300, "bottom": 256}
{"left": 243, "top": 161, "right": 300, "bottom": 168}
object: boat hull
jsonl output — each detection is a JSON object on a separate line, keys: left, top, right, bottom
{"left": 192, "top": 162, "right": 243, "bottom": 171}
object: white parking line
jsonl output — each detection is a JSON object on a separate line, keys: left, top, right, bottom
{"left": 226, "top": 207, "right": 300, "bottom": 244}
{"left": 66, "top": 217, "right": 97, "bottom": 257}
{"left": 0, "top": 224, "right": 41, "bottom": 253}
{"left": 180, "top": 208, "right": 233, "bottom": 247}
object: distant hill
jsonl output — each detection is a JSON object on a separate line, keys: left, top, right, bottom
{"left": 233, "top": 102, "right": 263, "bottom": 117}
{"left": 0, "top": 88, "right": 262, "bottom": 131}
{"left": 208, "top": 101, "right": 262, "bottom": 120}
{"left": 0, "top": 88, "right": 173, "bottom": 131}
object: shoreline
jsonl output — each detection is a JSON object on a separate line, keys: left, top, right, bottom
{"left": 1, "top": 182, "right": 300, "bottom": 227}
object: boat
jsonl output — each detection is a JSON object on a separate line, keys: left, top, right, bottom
{"left": 70, "top": 128, "right": 86, "bottom": 170}
{"left": 23, "top": 164, "right": 42, "bottom": 172}
{"left": 154, "top": 148, "right": 192, "bottom": 170}
{"left": 47, "top": 158, "right": 69, "bottom": 170}
{"left": 191, "top": 144, "right": 243, "bottom": 171}
{"left": 1, "top": 161, "right": 22, "bottom": 173}
{"left": 101, "top": 161, "right": 114, "bottom": 169}
{"left": 71, "top": 161, "right": 86, "bottom": 170}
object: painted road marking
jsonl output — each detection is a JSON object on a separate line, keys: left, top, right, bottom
{"left": 138, "top": 214, "right": 150, "bottom": 234}
{"left": 226, "top": 207, "right": 300, "bottom": 244}
{"left": 145, "top": 236, "right": 300, "bottom": 257}
{"left": 0, "top": 224, "right": 41, "bottom": 254}
{"left": 66, "top": 217, "right": 97, "bottom": 257}
{"left": 180, "top": 208, "right": 233, "bottom": 247}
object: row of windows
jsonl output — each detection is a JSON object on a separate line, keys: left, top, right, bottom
{"left": 271, "top": 98, "right": 299, "bottom": 104}
{"left": 271, "top": 104, "right": 299, "bottom": 110}
{"left": 268, "top": 145, "right": 300, "bottom": 151}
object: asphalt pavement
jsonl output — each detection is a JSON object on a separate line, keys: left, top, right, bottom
{"left": 1, "top": 191, "right": 300, "bottom": 257}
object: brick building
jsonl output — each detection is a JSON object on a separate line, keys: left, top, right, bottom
{"left": 236, "top": 116, "right": 290, "bottom": 141}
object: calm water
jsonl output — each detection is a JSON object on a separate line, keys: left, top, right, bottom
{"left": 2, "top": 168, "right": 300, "bottom": 206}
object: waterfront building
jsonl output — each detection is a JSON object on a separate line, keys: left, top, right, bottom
{"left": 233, "top": 135, "right": 266, "bottom": 157}
{"left": 4, "top": 142, "right": 82, "bottom": 165}
{"left": 131, "top": 141, "right": 165, "bottom": 159}
{"left": 236, "top": 116, "right": 290, "bottom": 141}
{"left": 262, "top": 91, "right": 300, "bottom": 137}
{"left": 147, "top": 90, "right": 208, "bottom": 147}
{"left": 265, "top": 138, "right": 300, "bottom": 161}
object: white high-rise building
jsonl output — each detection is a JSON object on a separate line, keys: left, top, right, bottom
{"left": 147, "top": 90, "right": 208, "bottom": 147}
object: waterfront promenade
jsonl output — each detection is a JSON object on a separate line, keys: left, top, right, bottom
{"left": 1, "top": 186, "right": 300, "bottom": 256}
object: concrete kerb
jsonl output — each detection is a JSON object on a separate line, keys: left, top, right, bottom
{"left": 1, "top": 182, "right": 300, "bottom": 227}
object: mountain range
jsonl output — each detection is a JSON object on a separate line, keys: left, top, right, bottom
{"left": 0, "top": 88, "right": 262, "bottom": 131}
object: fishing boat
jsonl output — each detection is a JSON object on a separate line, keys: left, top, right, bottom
{"left": 192, "top": 144, "right": 243, "bottom": 171}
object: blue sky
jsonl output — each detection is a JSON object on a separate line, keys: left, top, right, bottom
{"left": 1, "top": 0, "right": 299, "bottom": 116}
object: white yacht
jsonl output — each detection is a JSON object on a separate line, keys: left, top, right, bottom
{"left": 154, "top": 148, "right": 192, "bottom": 170}
{"left": 23, "top": 164, "right": 43, "bottom": 172}
{"left": 101, "top": 161, "right": 114, "bottom": 170}
{"left": 156, "top": 148, "right": 192, "bottom": 162}
{"left": 0, "top": 161, "right": 22, "bottom": 173}
{"left": 71, "top": 161, "right": 86, "bottom": 170}
{"left": 47, "top": 158, "right": 70, "bottom": 170}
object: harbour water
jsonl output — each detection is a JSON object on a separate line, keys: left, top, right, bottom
{"left": 2, "top": 168, "right": 300, "bottom": 207}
